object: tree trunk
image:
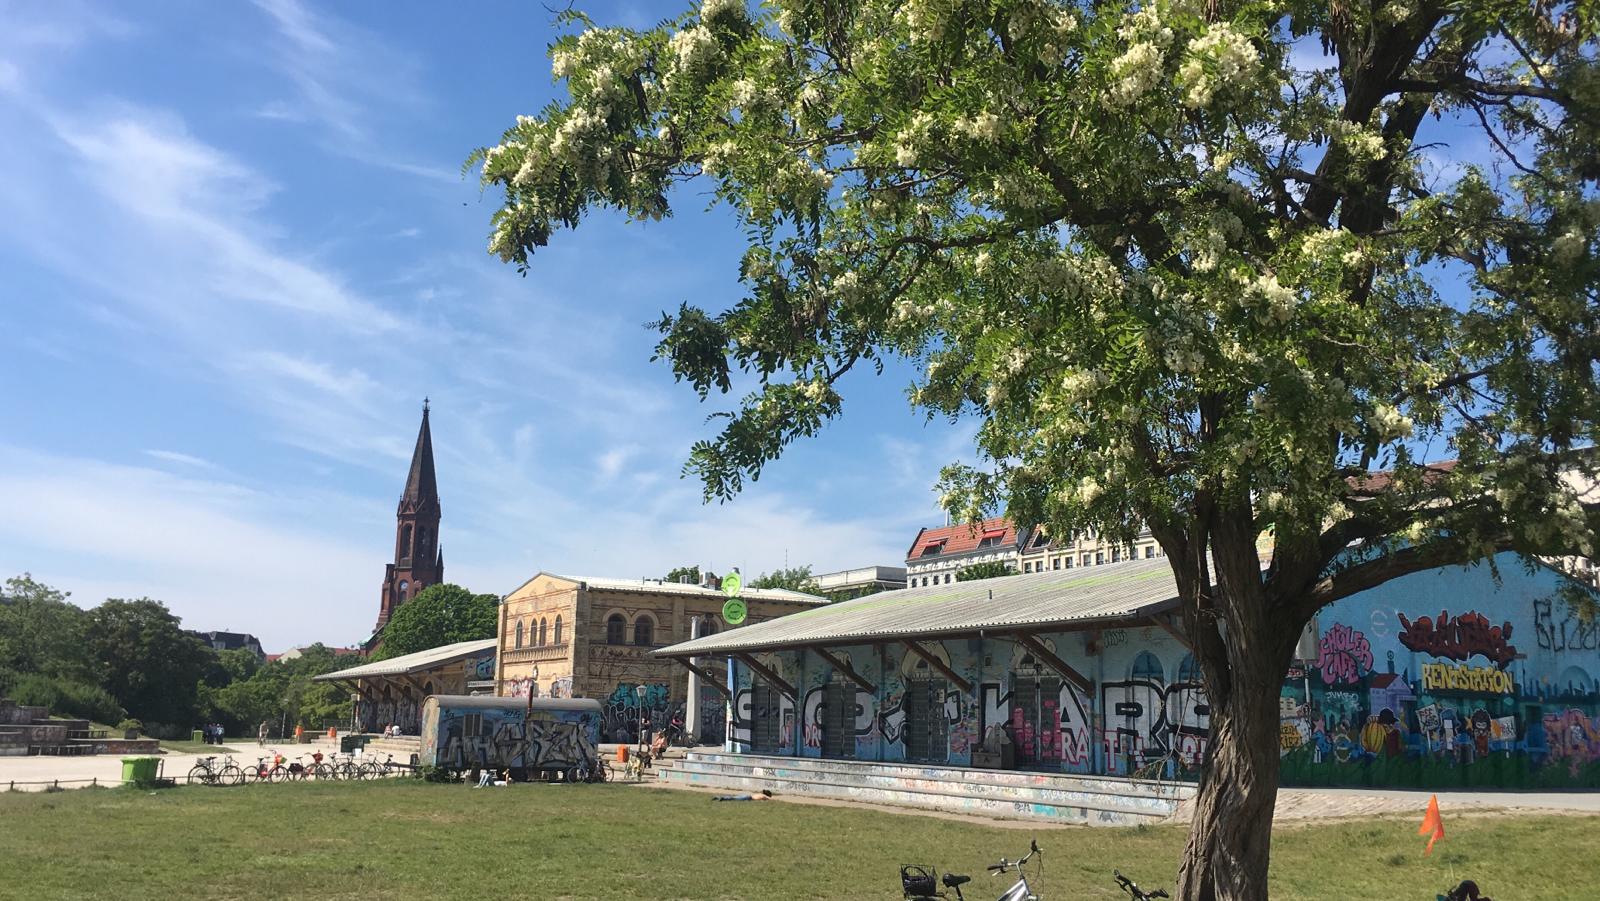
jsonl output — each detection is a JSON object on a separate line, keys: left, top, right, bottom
{"left": 1173, "top": 632, "right": 1296, "bottom": 901}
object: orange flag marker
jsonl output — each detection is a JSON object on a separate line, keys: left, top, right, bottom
{"left": 1419, "top": 794, "right": 1445, "bottom": 855}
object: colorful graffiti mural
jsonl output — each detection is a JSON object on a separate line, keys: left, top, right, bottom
{"left": 601, "top": 681, "right": 678, "bottom": 743}
{"left": 418, "top": 697, "right": 601, "bottom": 773}
{"left": 723, "top": 552, "right": 1600, "bottom": 790}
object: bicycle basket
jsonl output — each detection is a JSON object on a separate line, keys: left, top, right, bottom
{"left": 901, "top": 865, "right": 939, "bottom": 899}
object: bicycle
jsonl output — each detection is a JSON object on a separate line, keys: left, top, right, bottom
{"left": 1114, "top": 870, "right": 1169, "bottom": 900}
{"left": 186, "top": 755, "right": 242, "bottom": 787}
{"left": 1440, "top": 880, "right": 1493, "bottom": 901}
{"left": 328, "top": 752, "right": 361, "bottom": 781}
{"left": 360, "top": 753, "right": 405, "bottom": 780}
{"left": 902, "top": 839, "right": 1042, "bottom": 901}
{"left": 570, "top": 751, "right": 610, "bottom": 784}
{"left": 243, "top": 755, "right": 276, "bottom": 782}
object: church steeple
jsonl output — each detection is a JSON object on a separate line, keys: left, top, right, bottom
{"left": 372, "top": 400, "right": 445, "bottom": 641}
{"left": 400, "top": 398, "right": 439, "bottom": 514}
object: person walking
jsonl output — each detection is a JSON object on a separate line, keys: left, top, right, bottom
{"left": 258, "top": 721, "right": 269, "bottom": 745}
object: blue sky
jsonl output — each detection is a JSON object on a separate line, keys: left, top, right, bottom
{"left": 0, "top": 0, "right": 966, "bottom": 651}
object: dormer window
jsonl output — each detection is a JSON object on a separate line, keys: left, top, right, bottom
{"left": 919, "top": 539, "right": 947, "bottom": 557}
{"left": 976, "top": 529, "right": 1006, "bottom": 549}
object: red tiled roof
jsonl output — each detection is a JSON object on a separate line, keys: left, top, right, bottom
{"left": 1348, "top": 460, "right": 1458, "bottom": 494}
{"left": 906, "top": 517, "right": 1021, "bottom": 561}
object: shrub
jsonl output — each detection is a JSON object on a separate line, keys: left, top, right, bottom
{"left": 7, "top": 674, "right": 125, "bottom": 724}
{"left": 116, "top": 718, "right": 144, "bottom": 736}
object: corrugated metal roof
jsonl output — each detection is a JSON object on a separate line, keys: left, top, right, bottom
{"left": 313, "top": 638, "right": 496, "bottom": 681}
{"left": 655, "top": 557, "right": 1182, "bottom": 657}
{"left": 532, "top": 573, "right": 830, "bottom": 605}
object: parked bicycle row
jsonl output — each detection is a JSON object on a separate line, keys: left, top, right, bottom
{"left": 186, "top": 750, "right": 411, "bottom": 786}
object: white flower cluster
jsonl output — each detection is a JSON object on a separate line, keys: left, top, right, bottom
{"left": 954, "top": 111, "right": 1002, "bottom": 143}
{"left": 702, "top": 0, "right": 745, "bottom": 22}
{"left": 1186, "top": 210, "right": 1242, "bottom": 272}
{"left": 1108, "top": 41, "right": 1165, "bottom": 106}
{"left": 1060, "top": 369, "right": 1106, "bottom": 402}
{"left": 1552, "top": 227, "right": 1588, "bottom": 265}
{"left": 1178, "top": 23, "right": 1259, "bottom": 109}
{"left": 667, "top": 25, "right": 720, "bottom": 88}
{"left": 1377, "top": 0, "right": 1417, "bottom": 25}
{"left": 1370, "top": 403, "right": 1415, "bottom": 440}
{"left": 893, "top": 112, "right": 936, "bottom": 168}
{"left": 1250, "top": 272, "right": 1297, "bottom": 324}
{"left": 1330, "top": 119, "right": 1387, "bottom": 164}
{"left": 799, "top": 377, "right": 832, "bottom": 404}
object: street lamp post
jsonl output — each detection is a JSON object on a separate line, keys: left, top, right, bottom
{"left": 636, "top": 683, "right": 649, "bottom": 758}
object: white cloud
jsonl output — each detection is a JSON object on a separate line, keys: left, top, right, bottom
{"left": 144, "top": 449, "right": 217, "bottom": 469}
{"left": 597, "top": 445, "right": 638, "bottom": 480}
{"left": 0, "top": 446, "right": 382, "bottom": 650}
{"left": 236, "top": 351, "right": 380, "bottom": 407}
{"left": 249, "top": 0, "right": 454, "bottom": 182}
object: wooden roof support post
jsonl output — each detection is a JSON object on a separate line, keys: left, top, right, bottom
{"left": 1011, "top": 632, "right": 1094, "bottom": 695}
{"left": 810, "top": 646, "right": 877, "bottom": 695}
{"left": 1148, "top": 614, "right": 1194, "bottom": 652}
{"left": 900, "top": 640, "right": 973, "bottom": 694}
{"left": 734, "top": 653, "right": 796, "bottom": 702}
{"left": 668, "top": 656, "right": 731, "bottom": 700}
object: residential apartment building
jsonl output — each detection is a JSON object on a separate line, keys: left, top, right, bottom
{"left": 1017, "top": 527, "right": 1164, "bottom": 573}
{"left": 904, "top": 518, "right": 1025, "bottom": 588}
{"left": 904, "top": 517, "right": 1167, "bottom": 587}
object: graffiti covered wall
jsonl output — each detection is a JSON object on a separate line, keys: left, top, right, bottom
{"left": 420, "top": 702, "right": 601, "bottom": 772}
{"left": 725, "top": 552, "right": 1600, "bottom": 789}
{"left": 1280, "top": 554, "right": 1600, "bottom": 788}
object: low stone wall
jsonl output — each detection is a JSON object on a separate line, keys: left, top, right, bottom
{"left": 0, "top": 701, "right": 49, "bottom": 726}
{"left": 78, "top": 738, "right": 162, "bottom": 755}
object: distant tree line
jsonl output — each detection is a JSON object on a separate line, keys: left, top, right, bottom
{"left": 0, "top": 574, "right": 494, "bottom": 738}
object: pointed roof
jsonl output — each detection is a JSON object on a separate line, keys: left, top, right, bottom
{"left": 401, "top": 401, "right": 439, "bottom": 510}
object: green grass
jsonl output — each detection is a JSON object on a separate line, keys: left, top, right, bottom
{"left": 0, "top": 782, "right": 1589, "bottom": 900}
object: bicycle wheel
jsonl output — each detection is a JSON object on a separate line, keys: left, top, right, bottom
{"left": 219, "top": 764, "right": 245, "bottom": 786}
{"left": 313, "top": 763, "right": 334, "bottom": 780}
{"left": 358, "top": 761, "right": 379, "bottom": 780}
{"left": 186, "top": 764, "right": 211, "bottom": 786}
{"left": 268, "top": 764, "right": 291, "bottom": 783}
{"left": 337, "top": 761, "right": 358, "bottom": 781}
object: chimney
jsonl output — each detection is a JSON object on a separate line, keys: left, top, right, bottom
{"left": 679, "top": 574, "right": 692, "bottom": 584}
{"left": 702, "top": 572, "right": 721, "bottom": 590}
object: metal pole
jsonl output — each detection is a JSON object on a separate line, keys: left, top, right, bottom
{"left": 686, "top": 616, "right": 702, "bottom": 745}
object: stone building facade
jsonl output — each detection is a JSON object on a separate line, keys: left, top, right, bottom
{"left": 494, "top": 574, "right": 827, "bottom": 743}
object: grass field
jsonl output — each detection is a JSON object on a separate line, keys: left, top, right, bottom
{"left": 0, "top": 781, "right": 1588, "bottom": 900}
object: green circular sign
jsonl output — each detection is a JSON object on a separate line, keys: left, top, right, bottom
{"left": 722, "top": 597, "right": 748, "bottom": 625}
{"left": 722, "top": 571, "right": 742, "bottom": 598}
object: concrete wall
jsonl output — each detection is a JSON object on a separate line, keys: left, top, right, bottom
{"left": 728, "top": 553, "right": 1600, "bottom": 789}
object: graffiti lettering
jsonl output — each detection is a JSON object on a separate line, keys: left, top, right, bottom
{"left": 1396, "top": 609, "right": 1517, "bottom": 667}
{"left": 1534, "top": 598, "right": 1600, "bottom": 656}
{"left": 1316, "top": 623, "right": 1374, "bottom": 685}
{"left": 1101, "top": 679, "right": 1210, "bottom": 770}
{"left": 1420, "top": 662, "right": 1516, "bottom": 694}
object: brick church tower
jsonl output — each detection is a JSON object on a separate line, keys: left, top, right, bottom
{"left": 375, "top": 400, "right": 443, "bottom": 635}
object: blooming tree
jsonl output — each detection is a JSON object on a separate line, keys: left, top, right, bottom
{"left": 474, "top": 1, "right": 1599, "bottom": 896}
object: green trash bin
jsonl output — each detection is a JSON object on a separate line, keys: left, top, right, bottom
{"left": 192, "top": 730, "right": 205, "bottom": 744}
{"left": 121, "top": 757, "right": 160, "bottom": 786}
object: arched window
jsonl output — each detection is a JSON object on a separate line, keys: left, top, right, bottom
{"left": 399, "top": 524, "right": 413, "bottom": 561}
{"left": 515, "top": 620, "right": 524, "bottom": 649}
{"left": 538, "top": 618, "right": 548, "bottom": 646}
{"left": 553, "top": 615, "right": 563, "bottom": 645}
{"left": 633, "top": 615, "right": 655, "bottom": 647}
{"left": 606, "top": 614, "right": 627, "bottom": 644}
{"left": 700, "top": 616, "right": 718, "bottom": 637}
{"left": 1132, "top": 651, "right": 1164, "bottom": 682}
{"left": 1177, "top": 653, "right": 1200, "bottom": 684}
